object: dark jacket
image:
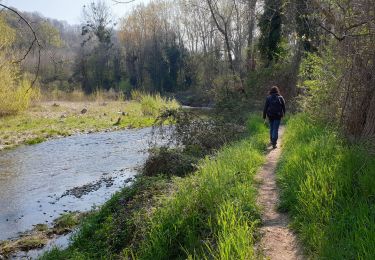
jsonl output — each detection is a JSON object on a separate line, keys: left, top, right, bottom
{"left": 263, "top": 94, "right": 286, "bottom": 120}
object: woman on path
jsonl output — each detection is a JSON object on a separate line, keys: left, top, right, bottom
{"left": 263, "top": 86, "right": 286, "bottom": 149}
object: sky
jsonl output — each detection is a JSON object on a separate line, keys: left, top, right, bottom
{"left": 3, "top": 0, "right": 150, "bottom": 25}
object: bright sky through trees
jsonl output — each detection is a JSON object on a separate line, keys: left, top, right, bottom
{"left": 3, "top": 0, "right": 150, "bottom": 25}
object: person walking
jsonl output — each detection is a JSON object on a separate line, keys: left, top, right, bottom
{"left": 263, "top": 86, "right": 286, "bottom": 149}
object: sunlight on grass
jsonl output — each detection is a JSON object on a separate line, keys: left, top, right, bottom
{"left": 278, "top": 114, "right": 375, "bottom": 259}
{"left": 133, "top": 116, "right": 268, "bottom": 259}
{"left": 40, "top": 115, "right": 269, "bottom": 259}
{"left": 0, "top": 92, "right": 180, "bottom": 149}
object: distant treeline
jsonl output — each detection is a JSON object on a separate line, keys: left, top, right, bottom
{"left": 1, "top": 0, "right": 374, "bottom": 139}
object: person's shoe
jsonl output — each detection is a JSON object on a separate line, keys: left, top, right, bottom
{"left": 272, "top": 144, "right": 277, "bottom": 149}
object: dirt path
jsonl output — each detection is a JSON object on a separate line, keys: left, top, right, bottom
{"left": 256, "top": 127, "right": 304, "bottom": 260}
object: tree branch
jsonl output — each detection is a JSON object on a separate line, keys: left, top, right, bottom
{"left": 0, "top": 4, "right": 41, "bottom": 88}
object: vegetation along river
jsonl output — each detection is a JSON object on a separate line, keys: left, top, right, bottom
{"left": 0, "top": 127, "right": 158, "bottom": 241}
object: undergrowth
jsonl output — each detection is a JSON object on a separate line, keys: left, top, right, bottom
{"left": 278, "top": 114, "right": 375, "bottom": 259}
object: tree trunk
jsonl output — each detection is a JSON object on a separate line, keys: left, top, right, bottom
{"left": 206, "top": 0, "right": 236, "bottom": 77}
{"left": 362, "top": 91, "right": 375, "bottom": 139}
{"left": 246, "top": 0, "right": 257, "bottom": 72}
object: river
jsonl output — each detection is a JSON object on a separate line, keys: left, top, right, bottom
{"left": 0, "top": 127, "right": 156, "bottom": 244}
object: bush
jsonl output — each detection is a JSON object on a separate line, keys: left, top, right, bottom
{"left": 298, "top": 50, "right": 342, "bottom": 124}
{"left": 0, "top": 17, "right": 38, "bottom": 116}
{"left": 143, "top": 147, "right": 198, "bottom": 177}
{"left": 0, "top": 79, "right": 38, "bottom": 116}
{"left": 152, "top": 109, "right": 248, "bottom": 156}
{"left": 278, "top": 114, "right": 375, "bottom": 259}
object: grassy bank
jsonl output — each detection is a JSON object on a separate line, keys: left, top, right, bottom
{"left": 41, "top": 116, "right": 269, "bottom": 259}
{"left": 0, "top": 93, "right": 179, "bottom": 150}
{"left": 277, "top": 114, "right": 375, "bottom": 259}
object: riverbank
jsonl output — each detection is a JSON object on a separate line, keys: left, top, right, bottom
{"left": 0, "top": 212, "right": 84, "bottom": 257}
{"left": 0, "top": 127, "right": 158, "bottom": 258}
{"left": 0, "top": 95, "right": 178, "bottom": 150}
{"left": 40, "top": 116, "right": 270, "bottom": 259}
{"left": 277, "top": 114, "right": 375, "bottom": 259}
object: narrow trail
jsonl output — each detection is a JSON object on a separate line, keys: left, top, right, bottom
{"left": 255, "top": 126, "right": 303, "bottom": 260}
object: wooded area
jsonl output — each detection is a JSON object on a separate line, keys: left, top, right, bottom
{"left": 0, "top": 0, "right": 374, "bottom": 137}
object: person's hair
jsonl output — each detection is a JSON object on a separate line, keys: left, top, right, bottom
{"left": 269, "top": 86, "right": 280, "bottom": 95}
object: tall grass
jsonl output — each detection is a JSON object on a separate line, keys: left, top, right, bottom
{"left": 131, "top": 116, "right": 269, "bottom": 259}
{"left": 131, "top": 90, "right": 180, "bottom": 116}
{"left": 278, "top": 114, "right": 375, "bottom": 259}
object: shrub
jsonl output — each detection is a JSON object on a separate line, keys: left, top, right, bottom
{"left": 298, "top": 50, "right": 342, "bottom": 124}
{"left": 0, "top": 17, "right": 38, "bottom": 116}
{"left": 143, "top": 147, "right": 198, "bottom": 177}
{"left": 152, "top": 109, "right": 247, "bottom": 156}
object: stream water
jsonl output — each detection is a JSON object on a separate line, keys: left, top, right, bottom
{"left": 0, "top": 127, "right": 157, "bottom": 245}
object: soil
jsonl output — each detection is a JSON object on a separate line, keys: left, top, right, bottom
{"left": 255, "top": 127, "right": 304, "bottom": 260}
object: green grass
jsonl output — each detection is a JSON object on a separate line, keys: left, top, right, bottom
{"left": 41, "top": 176, "right": 170, "bottom": 259}
{"left": 25, "top": 137, "right": 46, "bottom": 145}
{"left": 277, "top": 114, "right": 375, "bottom": 259}
{"left": 41, "top": 115, "right": 269, "bottom": 259}
{"left": 139, "top": 93, "right": 180, "bottom": 117}
{"left": 53, "top": 213, "right": 83, "bottom": 235}
{"left": 131, "top": 115, "right": 268, "bottom": 259}
{"left": 0, "top": 94, "right": 180, "bottom": 149}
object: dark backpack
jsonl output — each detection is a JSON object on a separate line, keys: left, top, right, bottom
{"left": 267, "top": 95, "right": 283, "bottom": 118}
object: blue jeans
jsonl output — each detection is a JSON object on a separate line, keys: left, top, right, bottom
{"left": 269, "top": 119, "right": 281, "bottom": 145}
